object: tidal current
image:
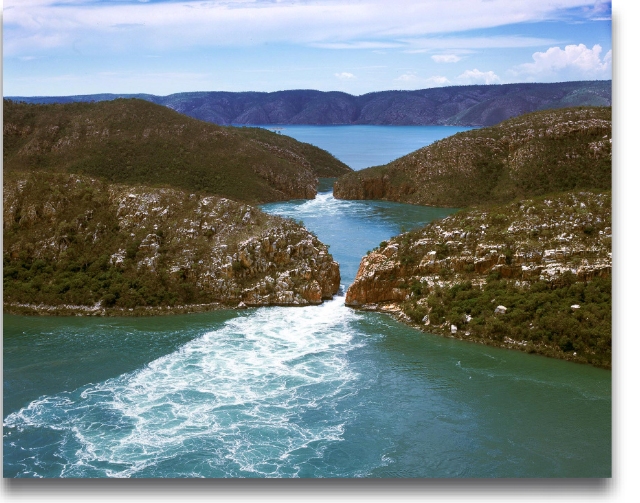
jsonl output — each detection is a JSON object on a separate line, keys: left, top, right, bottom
{"left": 3, "top": 127, "right": 611, "bottom": 478}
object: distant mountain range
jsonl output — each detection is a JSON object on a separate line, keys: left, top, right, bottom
{"left": 8, "top": 81, "right": 611, "bottom": 127}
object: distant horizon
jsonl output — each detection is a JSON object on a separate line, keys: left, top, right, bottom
{"left": 5, "top": 78, "right": 613, "bottom": 100}
{"left": 4, "top": 1, "right": 612, "bottom": 97}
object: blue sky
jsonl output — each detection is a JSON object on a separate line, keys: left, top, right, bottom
{"left": 3, "top": 0, "right": 612, "bottom": 97}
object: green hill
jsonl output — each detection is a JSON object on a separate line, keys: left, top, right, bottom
{"left": 3, "top": 171, "right": 341, "bottom": 315}
{"left": 334, "top": 107, "right": 611, "bottom": 207}
{"left": 3, "top": 99, "right": 352, "bottom": 204}
{"left": 346, "top": 190, "right": 611, "bottom": 368}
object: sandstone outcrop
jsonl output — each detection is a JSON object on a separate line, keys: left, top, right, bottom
{"left": 347, "top": 190, "right": 611, "bottom": 306}
{"left": 345, "top": 190, "right": 611, "bottom": 367}
{"left": 3, "top": 172, "right": 340, "bottom": 315}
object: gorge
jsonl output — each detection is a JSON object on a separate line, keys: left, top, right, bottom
{"left": 3, "top": 104, "right": 611, "bottom": 478}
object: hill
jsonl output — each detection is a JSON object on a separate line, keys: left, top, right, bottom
{"left": 345, "top": 190, "right": 611, "bottom": 368}
{"left": 3, "top": 171, "right": 341, "bottom": 315}
{"left": 334, "top": 107, "right": 611, "bottom": 207}
{"left": 3, "top": 99, "right": 351, "bottom": 204}
{"left": 9, "top": 81, "right": 611, "bottom": 127}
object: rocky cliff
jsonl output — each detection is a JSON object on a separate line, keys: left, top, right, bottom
{"left": 334, "top": 107, "right": 611, "bottom": 207}
{"left": 3, "top": 172, "right": 340, "bottom": 315}
{"left": 10, "top": 81, "right": 611, "bottom": 127}
{"left": 346, "top": 191, "right": 611, "bottom": 367}
{"left": 3, "top": 99, "right": 351, "bottom": 204}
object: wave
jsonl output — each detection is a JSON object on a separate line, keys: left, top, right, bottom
{"left": 4, "top": 299, "right": 367, "bottom": 478}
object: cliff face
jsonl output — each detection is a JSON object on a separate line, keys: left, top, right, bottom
{"left": 3, "top": 99, "right": 351, "bottom": 205}
{"left": 346, "top": 191, "right": 611, "bottom": 367}
{"left": 334, "top": 107, "right": 611, "bottom": 208}
{"left": 10, "top": 81, "right": 611, "bottom": 127}
{"left": 3, "top": 172, "right": 340, "bottom": 315}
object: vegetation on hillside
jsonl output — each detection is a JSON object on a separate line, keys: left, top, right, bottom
{"left": 3, "top": 99, "right": 351, "bottom": 204}
{"left": 9, "top": 80, "right": 611, "bottom": 127}
{"left": 401, "top": 274, "right": 611, "bottom": 368}
{"left": 347, "top": 190, "right": 611, "bottom": 368}
{"left": 334, "top": 107, "right": 611, "bottom": 208}
{"left": 4, "top": 171, "right": 340, "bottom": 315}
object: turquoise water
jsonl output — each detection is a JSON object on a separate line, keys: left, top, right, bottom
{"left": 3, "top": 127, "right": 611, "bottom": 478}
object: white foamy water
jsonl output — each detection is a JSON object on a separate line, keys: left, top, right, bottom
{"left": 262, "top": 191, "right": 458, "bottom": 285}
{"left": 4, "top": 192, "right": 454, "bottom": 479}
{"left": 4, "top": 297, "right": 367, "bottom": 478}
{"left": 276, "top": 191, "right": 358, "bottom": 218}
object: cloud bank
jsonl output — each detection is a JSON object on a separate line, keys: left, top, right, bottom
{"left": 457, "top": 69, "right": 501, "bottom": 85}
{"left": 515, "top": 44, "right": 612, "bottom": 78}
{"left": 432, "top": 54, "right": 461, "bottom": 63}
{"left": 394, "top": 72, "right": 451, "bottom": 88}
{"left": 3, "top": 0, "right": 604, "bottom": 57}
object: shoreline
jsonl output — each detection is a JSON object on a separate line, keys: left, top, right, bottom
{"left": 3, "top": 301, "right": 231, "bottom": 317}
{"left": 2, "top": 296, "right": 340, "bottom": 317}
{"left": 4, "top": 297, "right": 611, "bottom": 369}
{"left": 353, "top": 301, "right": 611, "bottom": 370}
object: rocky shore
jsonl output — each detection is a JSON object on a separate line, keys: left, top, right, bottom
{"left": 345, "top": 190, "right": 611, "bottom": 367}
{"left": 3, "top": 172, "right": 340, "bottom": 315}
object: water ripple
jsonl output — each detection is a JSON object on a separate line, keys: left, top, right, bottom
{"left": 4, "top": 299, "right": 364, "bottom": 478}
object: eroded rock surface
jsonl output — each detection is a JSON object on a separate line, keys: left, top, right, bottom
{"left": 346, "top": 190, "right": 611, "bottom": 367}
{"left": 4, "top": 172, "right": 340, "bottom": 315}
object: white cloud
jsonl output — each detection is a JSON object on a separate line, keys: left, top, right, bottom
{"left": 426, "top": 75, "right": 452, "bottom": 85}
{"left": 2, "top": 0, "right": 599, "bottom": 57}
{"left": 456, "top": 69, "right": 501, "bottom": 85}
{"left": 396, "top": 72, "right": 418, "bottom": 82}
{"left": 514, "top": 44, "right": 612, "bottom": 78}
{"left": 394, "top": 73, "right": 451, "bottom": 88}
{"left": 335, "top": 72, "right": 356, "bottom": 80}
{"left": 431, "top": 54, "right": 461, "bottom": 63}
{"left": 402, "top": 36, "right": 557, "bottom": 54}
{"left": 589, "top": 0, "right": 611, "bottom": 19}
{"left": 315, "top": 42, "right": 404, "bottom": 50}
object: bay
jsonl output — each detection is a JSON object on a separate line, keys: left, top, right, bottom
{"left": 3, "top": 126, "right": 611, "bottom": 478}
{"left": 254, "top": 124, "right": 474, "bottom": 171}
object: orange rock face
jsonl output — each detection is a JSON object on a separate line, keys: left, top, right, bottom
{"left": 345, "top": 252, "right": 408, "bottom": 306}
{"left": 345, "top": 190, "right": 611, "bottom": 309}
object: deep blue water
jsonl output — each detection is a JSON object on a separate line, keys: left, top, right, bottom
{"left": 253, "top": 125, "right": 474, "bottom": 170}
{"left": 3, "top": 127, "right": 611, "bottom": 478}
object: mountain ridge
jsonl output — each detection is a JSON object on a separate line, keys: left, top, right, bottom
{"left": 8, "top": 80, "right": 611, "bottom": 127}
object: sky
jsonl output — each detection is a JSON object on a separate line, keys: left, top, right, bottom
{"left": 3, "top": 0, "right": 612, "bottom": 97}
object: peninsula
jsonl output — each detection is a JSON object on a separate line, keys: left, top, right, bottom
{"left": 334, "top": 107, "right": 611, "bottom": 207}
{"left": 345, "top": 190, "right": 611, "bottom": 368}
{"left": 4, "top": 171, "right": 340, "bottom": 315}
